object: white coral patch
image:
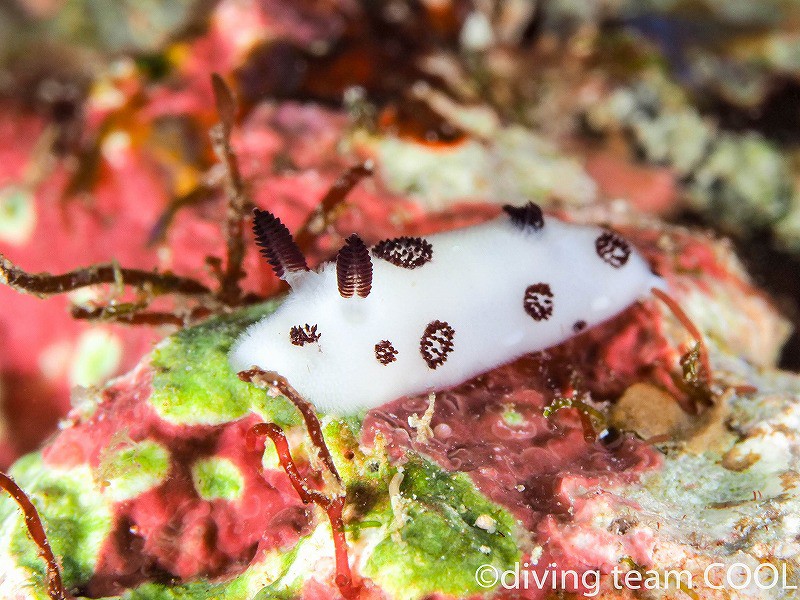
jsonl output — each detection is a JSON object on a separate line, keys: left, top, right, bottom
{"left": 69, "top": 328, "right": 123, "bottom": 388}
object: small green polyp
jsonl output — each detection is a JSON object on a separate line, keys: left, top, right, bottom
{"left": 192, "top": 457, "right": 245, "bottom": 501}
{"left": 502, "top": 407, "right": 525, "bottom": 426}
{"left": 148, "top": 302, "right": 301, "bottom": 428}
{"left": 97, "top": 439, "right": 171, "bottom": 502}
{"left": 0, "top": 185, "right": 36, "bottom": 246}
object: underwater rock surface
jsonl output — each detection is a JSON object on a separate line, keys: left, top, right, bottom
{"left": 1, "top": 1, "right": 800, "bottom": 598}
{"left": 1, "top": 210, "right": 797, "bottom": 599}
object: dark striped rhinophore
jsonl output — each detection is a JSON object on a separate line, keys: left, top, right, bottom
{"left": 252, "top": 208, "right": 309, "bottom": 279}
{"left": 523, "top": 283, "right": 554, "bottom": 321}
{"left": 503, "top": 202, "right": 544, "bottom": 231}
{"left": 595, "top": 231, "right": 631, "bottom": 268}
{"left": 375, "top": 340, "right": 398, "bottom": 365}
{"left": 420, "top": 320, "right": 455, "bottom": 369}
{"left": 373, "top": 236, "right": 433, "bottom": 269}
{"left": 336, "top": 234, "right": 373, "bottom": 298}
{"left": 289, "top": 324, "right": 320, "bottom": 346}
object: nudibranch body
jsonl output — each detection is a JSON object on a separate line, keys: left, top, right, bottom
{"left": 230, "top": 203, "right": 664, "bottom": 414}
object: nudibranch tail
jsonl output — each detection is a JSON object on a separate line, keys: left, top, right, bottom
{"left": 336, "top": 234, "right": 373, "bottom": 298}
{"left": 252, "top": 208, "right": 309, "bottom": 281}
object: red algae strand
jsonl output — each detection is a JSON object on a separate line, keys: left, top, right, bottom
{"left": 247, "top": 423, "right": 328, "bottom": 506}
{"left": 248, "top": 423, "right": 358, "bottom": 600}
{"left": 651, "top": 287, "right": 712, "bottom": 383}
{"left": 239, "top": 369, "right": 341, "bottom": 481}
{"left": 241, "top": 369, "right": 357, "bottom": 598}
{"left": 294, "top": 162, "right": 373, "bottom": 253}
{"left": 0, "top": 471, "right": 69, "bottom": 600}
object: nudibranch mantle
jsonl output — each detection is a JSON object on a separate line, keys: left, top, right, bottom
{"left": 230, "top": 204, "right": 663, "bottom": 414}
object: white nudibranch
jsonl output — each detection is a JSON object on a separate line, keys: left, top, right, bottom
{"left": 230, "top": 203, "right": 665, "bottom": 414}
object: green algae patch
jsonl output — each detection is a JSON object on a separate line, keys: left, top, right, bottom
{"left": 97, "top": 438, "right": 171, "bottom": 502}
{"left": 125, "top": 576, "right": 250, "bottom": 600}
{"left": 0, "top": 453, "right": 112, "bottom": 593}
{"left": 149, "top": 301, "right": 300, "bottom": 427}
{"left": 251, "top": 532, "right": 319, "bottom": 599}
{"left": 321, "top": 416, "right": 365, "bottom": 480}
{"left": 192, "top": 457, "right": 245, "bottom": 501}
{"left": 363, "top": 457, "right": 520, "bottom": 600}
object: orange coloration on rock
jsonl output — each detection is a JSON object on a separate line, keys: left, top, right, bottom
{"left": 586, "top": 152, "right": 677, "bottom": 214}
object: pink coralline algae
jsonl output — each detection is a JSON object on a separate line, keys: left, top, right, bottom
{"left": 363, "top": 304, "right": 664, "bottom": 564}
{"left": 357, "top": 224, "right": 751, "bottom": 597}
{"left": 0, "top": 201, "right": 790, "bottom": 599}
{"left": 0, "top": 94, "right": 417, "bottom": 468}
{"left": 1, "top": 2, "right": 799, "bottom": 599}
{"left": 43, "top": 363, "right": 311, "bottom": 596}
